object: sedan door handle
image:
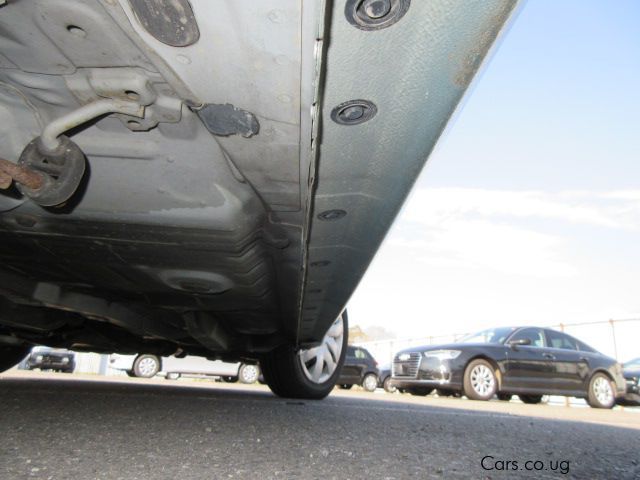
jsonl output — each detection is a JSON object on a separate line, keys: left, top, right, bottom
{"left": 543, "top": 353, "right": 556, "bottom": 360}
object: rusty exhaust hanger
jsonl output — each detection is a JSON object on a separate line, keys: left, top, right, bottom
{"left": 1, "top": 99, "right": 144, "bottom": 207}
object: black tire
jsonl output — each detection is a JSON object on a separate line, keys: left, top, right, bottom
{"left": 361, "top": 373, "right": 378, "bottom": 392}
{"left": 497, "top": 393, "right": 513, "bottom": 401}
{"left": 383, "top": 376, "right": 397, "bottom": 393}
{"left": 408, "top": 387, "right": 434, "bottom": 396}
{"left": 125, "top": 370, "right": 136, "bottom": 377}
{"left": 0, "top": 344, "right": 30, "bottom": 373}
{"left": 338, "top": 384, "right": 353, "bottom": 390}
{"left": 260, "top": 312, "right": 348, "bottom": 399}
{"left": 518, "top": 394, "right": 543, "bottom": 404}
{"left": 436, "top": 389, "right": 455, "bottom": 397}
{"left": 221, "top": 375, "right": 238, "bottom": 383}
{"left": 586, "top": 372, "right": 616, "bottom": 409}
{"left": 463, "top": 359, "right": 497, "bottom": 401}
{"left": 132, "top": 354, "right": 161, "bottom": 378}
{"left": 238, "top": 364, "right": 260, "bottom": 384}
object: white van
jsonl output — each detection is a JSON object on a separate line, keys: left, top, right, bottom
{"left": 109, "top": 353, "right": 260, "bottom": 384}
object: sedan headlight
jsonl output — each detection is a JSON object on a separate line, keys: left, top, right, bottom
{"left": 36, "top": 355, "right": 43, "bottom": 362}
{"left": 62, "top": 357, "right": 69, "bottom": 363}
{"left": 423, "top": 350, "right": 461, "bottom": 360}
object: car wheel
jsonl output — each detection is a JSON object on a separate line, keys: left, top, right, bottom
{"left": 361, "top": 373, "right": 378, "bottom": 392}
{"left": 463, "top": 359, "right": 497, "bottom": 401}
{"left": 383, "top": 377, "right": 397, "bottom": 393}
{"left": 407, "top": 387, "right": 433, "bottom": 396}
{"left": 238, "top": 364, "right": 260, "bottom": 384}
{"left": 518, "top": 394, "right": 543, "bottom": 404}
{"left": 497, "top": 393, "right": 513, "bottom": 401}
{"left": 0, "top": 344, "right": 30, "bottom": 373}
{"left": 132, "top": 354, "right": 161, "bottom": 378}
{"left": 338, "top": 384, "right": 353, "bottom": 390}
{"left": 587, "top": 373, "right": 615, "bottom": 409}
{"left": 260, "top": 312, "right": 348, "bottom": 399}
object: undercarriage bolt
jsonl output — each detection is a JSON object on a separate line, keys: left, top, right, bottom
{"left": 331, "top": 99, "right": 377, "bottom": 126}
{"left": 362, "top": 0, "right": 392, "bottom": 19}
{"left": 340, "top": 105, "right": 365, "bottom": 122}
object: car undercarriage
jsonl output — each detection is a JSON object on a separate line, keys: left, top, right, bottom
{"left": 0, "top": 0, "right": 517, "bottom": 397}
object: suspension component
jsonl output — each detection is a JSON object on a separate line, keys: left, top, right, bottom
{"left": 6, "top": 98, "right": 144, "bottom": 207}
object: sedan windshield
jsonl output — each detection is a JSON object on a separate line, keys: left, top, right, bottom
{"left": 458, "top": 327, "right": 516, "bottom": 345}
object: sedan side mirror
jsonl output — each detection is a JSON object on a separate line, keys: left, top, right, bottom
{"left": 508, "top": 338, "right": 531, "bottom": 349}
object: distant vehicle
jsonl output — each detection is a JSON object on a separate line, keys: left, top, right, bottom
{"left": 617, "top": 357, "right": 640, "bottom": 406}
{"left": 377, "top": 365, "right": 396, "bottom": 393}
{"left": 22, "top": 346, "right": 75, "bottom": 373}
{"left": 109, "top": 354, "right": 260, "bottom": 384}
{"left": 336, "top": 346, "right": 379, "bottom": 392}
{"left": 391, "top": 326, "right": 626, "bottom": 409}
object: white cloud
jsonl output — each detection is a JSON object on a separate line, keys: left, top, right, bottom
{"left": 401, "top": 188, "right": 640, "bottom": 230}
{"left": 384, "top": 188, "right": 640, "bottom": 278}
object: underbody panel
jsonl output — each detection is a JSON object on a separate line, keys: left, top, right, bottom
{"left": 0, "top": 0, "right": 517, "bottom": 359}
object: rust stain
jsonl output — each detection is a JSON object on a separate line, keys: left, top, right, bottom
{"left": 0, "top": 157, "right": 44, "bottom": 190}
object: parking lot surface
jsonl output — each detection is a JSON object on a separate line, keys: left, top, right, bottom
{"left": 1, "top": 371, "right": 638, "bottom": 479}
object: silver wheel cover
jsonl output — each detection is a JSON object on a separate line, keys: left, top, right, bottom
{"left": 240, "top": 365, "right": 259, "bottom": 383}
{"left": 138, "top": 357, "right": 158, "bottom": 377}
{"left": 593, "top": 376, "right": 613, "bottom": 406}
{"left": 470, "top": 364, "right": 495, "bottom": 397}
{"left": 298, "top": 315, "right": 344, "bottom": 384}
{"left": 363, "top": 374, "right": 377, "bottom": 392}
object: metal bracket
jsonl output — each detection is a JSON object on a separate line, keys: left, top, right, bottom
{"left": 40, "top": 98, "right": 144, "bottom": 152}
{"left": 64, "top": 68, "right": 183, "bottom": 132}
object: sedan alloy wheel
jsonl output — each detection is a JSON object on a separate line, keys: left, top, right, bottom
{"left": 463, "top": 359, "right": 497, "bottom": 401}
{"left": 587, "top": 373, "right": 615, "bottom": 409}
{"left": 361, "top": 373, "right": 378, "bottom": 392}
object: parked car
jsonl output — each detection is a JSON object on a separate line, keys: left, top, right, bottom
{"left": 391, "top": 326, "right": 626, "bottom": 408}
{"left": 617, "top": 357, "right": 640, "bottom": 406}
{"left": 109, "top": 353, "right": 260, "bottom": 384}
{"left": 21, "top": 346, "right": 75, "bottom": 373}
{"left": 0, "top": 2, "right": 515, "bottom": 399}
{"left": 377, "top": 365, "right": 396, "bottom": 393}
{"left": 336, "top": 346, "right": 379, "bottom": 392}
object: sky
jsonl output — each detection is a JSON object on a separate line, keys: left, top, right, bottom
{"left": 348, "top": 0, "right": 640, "bottom": 361}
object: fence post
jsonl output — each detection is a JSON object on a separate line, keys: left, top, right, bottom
{"left": 558, "top": 323, "right": 570, "bottom": 407}
{"left": 609, "top": 319, "right": 618, "bottom": 361}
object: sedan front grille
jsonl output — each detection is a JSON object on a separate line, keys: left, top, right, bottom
{"left": 392, "top": 352, "right": 421, "bottom": 378}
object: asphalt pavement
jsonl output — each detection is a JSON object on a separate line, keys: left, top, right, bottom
{"left": 1, "top": 371, "right": 639, "bottom": 480}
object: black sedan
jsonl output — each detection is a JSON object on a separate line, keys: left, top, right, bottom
{"left": 336, "top": 346, "right": 379, "bottom": 392}
{"left": 391, "top": 326, "right": 626, "bottom": 409}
